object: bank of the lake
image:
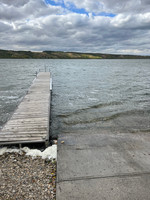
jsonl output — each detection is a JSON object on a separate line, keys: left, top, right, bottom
{"left": 0, "top": 59, "right": 150, "bottom": 199}
{"left": 1, "top": 49, "right": 150, "bottom": 59}
{"left": 0, "top": 145, "right": 57, "bottom": 200}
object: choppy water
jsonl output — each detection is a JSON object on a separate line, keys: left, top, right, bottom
{"left": 0, "top": 59, "right": 150, "bottom": 137}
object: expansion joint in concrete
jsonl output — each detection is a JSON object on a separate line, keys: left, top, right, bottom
{"left": 57, "top": 171, "right": 150, "bottom": 183}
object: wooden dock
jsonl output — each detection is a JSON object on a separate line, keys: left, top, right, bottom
{"left": 0, "top": 72, "right": 51, "bottom": 146}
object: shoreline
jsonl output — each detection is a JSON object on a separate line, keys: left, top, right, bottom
{"left": 1, "top": 49, "right": 150, "bottom": 59}
{"left": 0, "top": 144, "right": 57, "bottom": 200}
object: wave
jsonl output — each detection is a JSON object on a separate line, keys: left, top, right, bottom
{"left": 62, "top": 109, "right": 150, "bottom": 126}
{"left": 57, "top": 101, "right": 123, "bottom": 118}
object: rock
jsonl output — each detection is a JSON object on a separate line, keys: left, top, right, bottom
{"left": 0, "top": 152, "right": 57, "bottom": 200}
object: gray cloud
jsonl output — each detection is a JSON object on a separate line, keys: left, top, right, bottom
{"left": 65, "top": 0, "right": 150, "bottom": 14}
{"left": 0, "top": 0, "right": 150, "bottom": 55}
{"left": 0, "top": 0, "right": 63, "bottom": 21}
{"left": 0, "top": 0, "right": 29, "bottom": 7}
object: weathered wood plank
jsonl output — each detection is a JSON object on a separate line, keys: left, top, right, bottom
{"left": 0, "top": 137, "right": 45, "bottom": 142}
{"left": 0, "top": 134, "right": 48, "bottom": 137}
{"left": 0, "top": 72, "right": 51, "bottom": 145}
{"left": 1, "top": 140, "right": 44, "bottom": 145}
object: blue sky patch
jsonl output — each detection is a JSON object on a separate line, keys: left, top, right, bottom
{"left": 66, "top": 1, "right": 89, "bottom": 15}
{"left": 45, "top": 0, "right": 116, "bottom": 17}
{"left": 93, "top": 12, "right": 116, "bottom": 17}
{"left": 45, "top": 0, "right": 65, "bottom": 8}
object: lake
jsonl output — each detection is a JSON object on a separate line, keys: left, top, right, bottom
{"left": 0, "top": 59, "right": 150, "bottom": 137}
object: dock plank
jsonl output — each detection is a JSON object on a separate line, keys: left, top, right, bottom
{"left": 0, "top": 72, "right": 51, "bottom": 146}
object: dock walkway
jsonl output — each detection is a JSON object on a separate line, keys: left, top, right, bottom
{"left": 0, "top": 72, "right": 51, "bottom": 146}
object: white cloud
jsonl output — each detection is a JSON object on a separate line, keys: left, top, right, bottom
{"left": 64, "top": 0, "right": 103, "bottom": 13}
{"left": 63, "top": 0, "right": 150, "bottom": 15}
{"left": 0, "top": 0, "right": 29, "bottom": 7}
{"left": 0, "top": 0, "right": 150, "bottom": 55}
{"left": 0, "top": 0, "right": 64, "bottom": 21}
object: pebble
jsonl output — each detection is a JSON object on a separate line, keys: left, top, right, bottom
{"left": 0, "top": 152, "right": 57, "bottom": 200}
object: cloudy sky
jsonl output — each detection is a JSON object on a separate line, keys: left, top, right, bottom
{"left": 0, "top": 0, "right": 150, "bottom": 55}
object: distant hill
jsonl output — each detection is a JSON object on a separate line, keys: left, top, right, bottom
{"left": 0, "top": 49, "right": 150, "bottom": 59}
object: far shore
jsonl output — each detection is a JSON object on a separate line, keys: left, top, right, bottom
{"left": 0, "top": 49, "right": 150, "bottom": 59}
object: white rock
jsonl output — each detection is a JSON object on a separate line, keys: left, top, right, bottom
{"left": 0, "top": 147, "right": 20, "bottom": 155}
{"left": 0, "top": 145, "right": 57, "bottom": 160}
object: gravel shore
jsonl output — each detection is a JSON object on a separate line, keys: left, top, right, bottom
{"left": 0, "top": 151, "right": 56, "bottom": 200}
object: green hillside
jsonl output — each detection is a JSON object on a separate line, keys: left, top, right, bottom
{"left": 0, "top": 49, "right": 149, "bottom": 59}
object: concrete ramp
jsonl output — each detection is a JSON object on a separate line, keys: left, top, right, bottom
{"left": 57, "top": 132, "right": 150, "bottom": 200}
